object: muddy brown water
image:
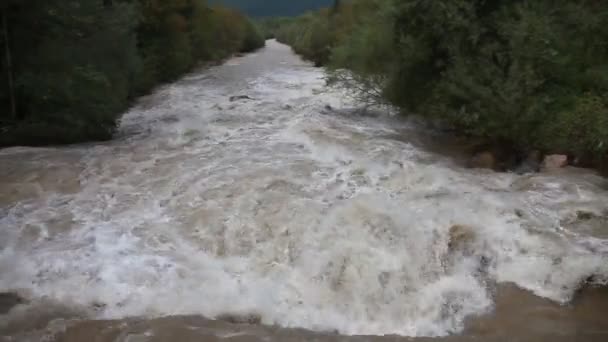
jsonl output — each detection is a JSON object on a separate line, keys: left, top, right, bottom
{"left": 3, "top": 286, "right": 608, "bottom": 341}
{"left": 2, "top": 41, "right": 608, "bottom": 341}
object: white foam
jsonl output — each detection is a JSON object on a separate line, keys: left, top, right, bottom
{"left": 1, "top": 40, "right": 608, "bottom": 337}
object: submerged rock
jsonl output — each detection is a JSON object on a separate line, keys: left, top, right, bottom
{"left": 229, "top": 95, "right": 254, "bottom": 102}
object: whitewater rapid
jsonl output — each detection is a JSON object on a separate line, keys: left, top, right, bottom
{"left": 1, "top": 40, "right": 608, "bottom": 338}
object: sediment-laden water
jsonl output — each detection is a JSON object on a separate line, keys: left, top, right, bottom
{"left": 1, "top": 40, "right": 608, "bottom": 342}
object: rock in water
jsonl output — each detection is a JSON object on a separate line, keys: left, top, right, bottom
{"left": 542, "top": 154, "right": 568, "bottom": 171}
{"left": 469, "top": 151, "right": 497, "bottom": 170}
{"left": 229, "top": 95, "right": 254, "bottom": 102}
{"left": 0, "top": 292, "right": 24, "bottom": 314}
{"left": 448, "top": 224, "right": 477, "bottom": 255}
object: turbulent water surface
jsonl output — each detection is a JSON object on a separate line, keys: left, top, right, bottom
{"left": 2, "top": 41, "right": 608, "bottom": 341}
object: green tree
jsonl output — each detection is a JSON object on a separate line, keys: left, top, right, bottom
{"left": 1, "top": 0, "right": 140, "bottom": 144}
{"left": 0, "top": 0, "right": 264, "bottom": 147}
{"left": 275, "top": 0, "right": 608, "bottom": 169}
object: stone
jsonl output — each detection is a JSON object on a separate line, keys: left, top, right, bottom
{"left": 542, "top": 154, "right": 568, "bottom": 170}
{"left": 468, "top": 151, "right": 496, "bottom": 170}
{"left": 229, "top": 95, "right": 254, "bottom": 102}
{"left": 448, "top": 224, "right": 477, "bottom": 254}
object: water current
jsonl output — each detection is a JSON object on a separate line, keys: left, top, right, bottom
{"left": 1, "top": 40, "right": 608, "bottom": 341}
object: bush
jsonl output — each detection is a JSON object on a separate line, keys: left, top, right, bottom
{"left": 274, "top": 0, "right": 608, "bottom": 167}
{"left": 241, "top": 21, "right": 266, "bottom": 53}
{"left": 386, "top": 0, "right": 608, "bottom": 159}
{"left": 0, "top": 0, "right": 265, "bottom": 147}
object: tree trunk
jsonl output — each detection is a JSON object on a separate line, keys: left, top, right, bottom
{"left": 2, "top": 9, "right": 16, "bottom": 121}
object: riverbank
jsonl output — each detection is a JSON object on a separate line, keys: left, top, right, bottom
{"left": 2, "top": 40, "right": 607, "bottom": 342}
{"left": 0, "top": 1, "right": 265, "bottom": 148}
{"left": 268, "top": 0, "right": 608, "bottom": 176}
{"left": 0, "top": 51, "right": 261, "bottom": 149}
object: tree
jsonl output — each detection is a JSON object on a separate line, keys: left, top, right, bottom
{"left": 0, "top": 0, "right": 264, "bottom": 147}
{"left": 275, "top": 0, "right": 608, "bottom": 168}
{"left": 2, "top": 8, "right": 15, "bottom": 121}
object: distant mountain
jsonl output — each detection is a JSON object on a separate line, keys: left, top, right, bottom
{"left": 211, "top": 0, "right": 333, "bottom": 17}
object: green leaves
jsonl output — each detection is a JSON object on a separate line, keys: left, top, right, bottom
{"left": 387, "top": 0, "right": 608, "bottom": 160}
{"left": 276, "top": 0, "right": 608, "bottom": 166}
{"left": 1, "top": 0, "right": 264, "bottom": 146}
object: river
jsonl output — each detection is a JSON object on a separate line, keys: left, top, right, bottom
{"left": 1, "top": 40, "right": 608, "bottom": 341}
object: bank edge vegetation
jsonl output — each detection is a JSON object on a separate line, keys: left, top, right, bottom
{"left": 266, "top": 0, "right": 608, "bottom": 170}
{"left": 0, "top": 0, "right": 264, "bottom": 146}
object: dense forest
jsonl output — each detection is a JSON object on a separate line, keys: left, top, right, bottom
{"left": 211, "top": 0, "right": 332, "bottom": 17}
{"left": 268, "top": 0, "right": 608, "bottom": 171}
{"left": 0, "top": 0, "right": 264, "bottom": 147}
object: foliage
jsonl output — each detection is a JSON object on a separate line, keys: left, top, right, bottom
{"left": 258, "top": 17, "right": 295, "bottom": 39}
{"left": 211, "top": 0, "right": 332, "bottom": 17}
{"left": 387, "top": 0, "right": 608, "bottom": 161}
{"left": 272, "top": 0, "right": 608, "bottom": 167}
{"left": 0, "top": 0, "right": 265, "bottom": 147}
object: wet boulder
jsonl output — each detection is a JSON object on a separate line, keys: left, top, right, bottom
{"left": 542, "top": 154, "right": 568, "bottom": 171}
{"left": 468, "top": 151, "right": 497, "bottom": 170}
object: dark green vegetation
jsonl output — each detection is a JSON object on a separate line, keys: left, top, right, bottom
{"left": 0, "top": 0, "right": 264, "bottom": 147}
{"left": 212, "top": 0, "right": 332, "bottom": 17}
{"left": 271, "top": 0, "right": 608, "bottom": 170}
